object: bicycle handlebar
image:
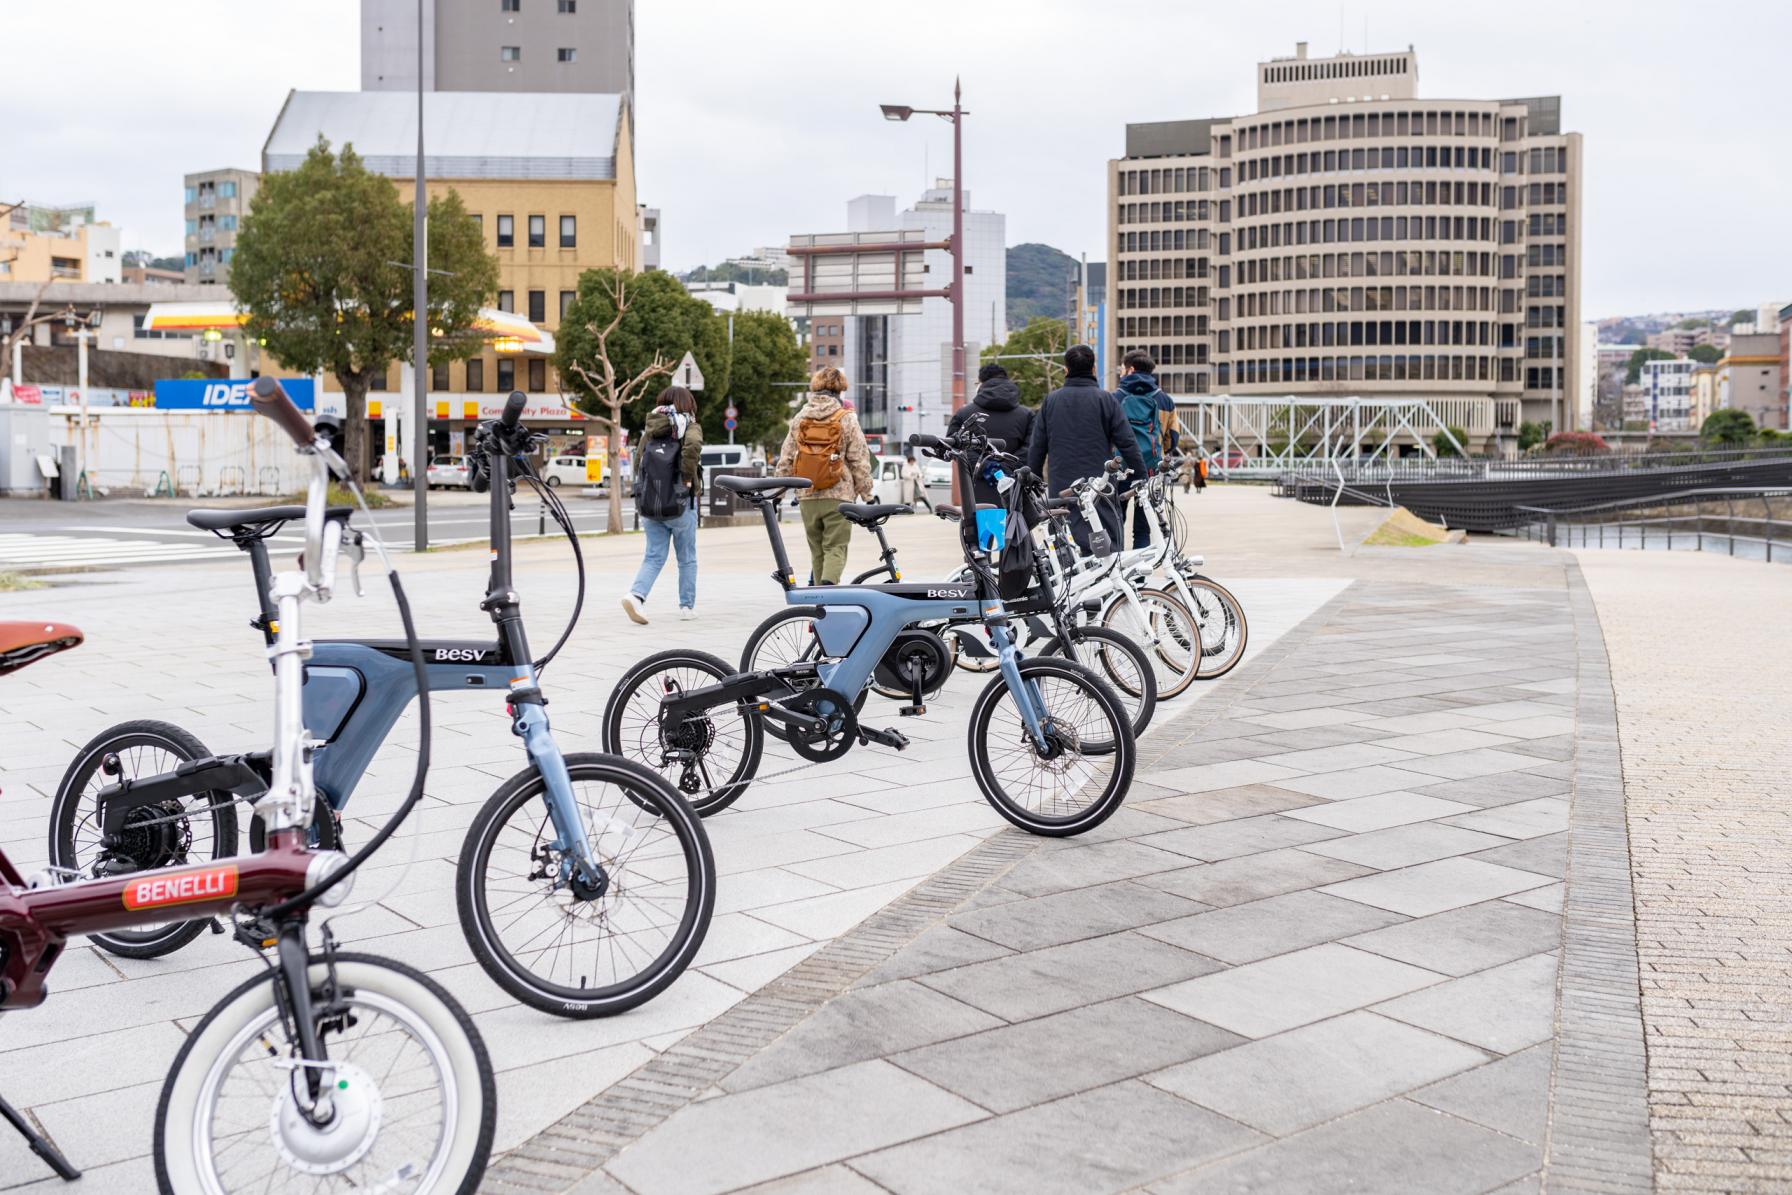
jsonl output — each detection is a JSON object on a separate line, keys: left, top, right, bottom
{"left": 249, "top": 378, "right": 316, "bottom": 448}
{"left": 500, "top": 389, "right": 526, "bottom": 431}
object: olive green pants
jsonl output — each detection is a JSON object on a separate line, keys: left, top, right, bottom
{"left": 800, "top": 498, "right": 853, "bottom": 584}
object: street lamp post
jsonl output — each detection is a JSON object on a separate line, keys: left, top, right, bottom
{"left": 412, "top": 0, "right": 429, "bottom": 551}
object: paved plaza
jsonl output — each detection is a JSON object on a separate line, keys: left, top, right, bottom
{"left": 0, "top": 485, "right": 1787, "bottom": 1192}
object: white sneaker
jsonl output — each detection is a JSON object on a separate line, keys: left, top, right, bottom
{"left": 678, "top": 606, "right": 697, "bottom": 621}
{"left": 621, "top": 594, "right": 648, "bottom": 624}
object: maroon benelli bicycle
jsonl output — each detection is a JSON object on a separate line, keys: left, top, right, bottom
{"left": 0, "top": 381, "right": 494, "bottom": 1192}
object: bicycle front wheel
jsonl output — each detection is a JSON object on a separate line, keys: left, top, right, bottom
{"left": 458, "top": 754, "right": 713, "bottom": 1018}
{"left": 1183, "top": 575, "right": 1249, "bottom": 679}
{"left": 1100, "top": 586, "right": 1202, "bottom": 700}
{"left": 155, "top": 953, "right": 494, "bottom": 1195}
{"left": 969, "top": 657, "right": 1135, "bottom": 836}
{"left": 1037, "top": 625, "right": 1157, "bottom": 745}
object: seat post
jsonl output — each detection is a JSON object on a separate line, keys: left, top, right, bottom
{"left": 759, "top": 498, "right": 797, "bottom": 590}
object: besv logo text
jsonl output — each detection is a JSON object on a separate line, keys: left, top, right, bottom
{"left": 434, "top": 648, "right": 487, "bottom": 662}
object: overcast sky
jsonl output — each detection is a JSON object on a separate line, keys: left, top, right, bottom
{"left": 8, "top": 0, "right": 1788, "bottom": 320}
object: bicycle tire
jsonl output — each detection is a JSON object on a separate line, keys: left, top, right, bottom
{"left": 1099, "top": 586, "right": 1202, "bottom": 700}
{"left": 1036, "top": 625, "right": 1157, "bottom": 744}
{"left": 738, "top": 607, "right": 869, "bottom": 741}
{"left": 1183, "top": 574, "right": 1249, "bottom": 680}
{"left": 601, "top": 648, "right": 764, "bottom": 816}
{"left": 457, "top": 753, "right": 714, "bottom": 1017}
{"left": 49, "top": 720, "right": 238, "bottom": 959}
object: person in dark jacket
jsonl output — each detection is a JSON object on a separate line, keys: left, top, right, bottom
{"left": 1115, "top": 350, "right": 1176, "bottom": 548}
{"left": 1027, "top": 345, "right": 1145, "bottom": 554}
{"left": 948, "top": 362, "right": 1034, "bottom": 507}
{"left": 622, "top": 387, "right": 703, "bottom": 624}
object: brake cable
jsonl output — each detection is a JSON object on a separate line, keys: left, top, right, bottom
{"left": 513, "top": 455, "right": 585, "bottom": 676}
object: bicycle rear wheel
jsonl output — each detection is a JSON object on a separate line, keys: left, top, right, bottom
{"left": 457, "top": 754, "right": 714, "bottom": 1017}
{"left": 1183, "top": 574, "right": 1249, "bottom": 680}
{"left": 602, "top": 648, "right": 764, "bottom": 816}
{"left": 739, "top": 607, "right": 869, "bottom": 739}
{"left": 1099, "top": 586, "right": 1202, "bottom": 700}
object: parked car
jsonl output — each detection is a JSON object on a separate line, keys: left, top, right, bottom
{"left": 700, "top": 445, "right": 752, "bottom": 495}
{"left": 872, "top": 455, "right": 909, "bottom": 505}
{"left": 541, "top": 455, "right": 596, "bottom": 488}
{"left": 425, "top": 455, "right": 471, "bottom": 489}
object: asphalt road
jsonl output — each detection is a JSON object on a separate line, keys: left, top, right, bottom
{"left": 0, "top": 486, "right": 628, "bottom": 572}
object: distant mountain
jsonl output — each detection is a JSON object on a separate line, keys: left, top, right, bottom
{"left": 1006, "top": 243, "right": 1080, "bottom": 331}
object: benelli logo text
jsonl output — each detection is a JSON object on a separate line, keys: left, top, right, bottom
{"left": 123, "top": 865, "right": 239, "bottom": 911}
{"left": 434, "top": 648, "right": 487, "bottom": 662}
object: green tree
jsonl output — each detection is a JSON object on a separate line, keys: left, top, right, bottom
{"left": 1729, "top": 308, "right": 1753, "bottom": 327}
{"left": 981, "top": 317, "right": 1071, "bottom": 408}
{"left": 1625, "top": 347, "right": 1673, "bottom": 385}
{"left": 231, "top": 138, "right": 498, "bottom": 477}
{"left": 1688, "top": 343, "right": 1722, "bottom": 364}
{"left": 557, "top": 269, "right": 728, "bottom": 531}
{"left": 1433, "top": 425, "right": 1470, "bottom": 458}
{"left": 1700, "top": 408, "right": 1755, "bottom": 445}
{"left": 1517, "top": 420, "right": 1546, "bottom": 452}
{"left": 719, "top": 310, "right": 806, "bottom": 448}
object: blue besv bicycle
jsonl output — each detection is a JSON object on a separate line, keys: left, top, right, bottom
{"left": 602, "top": 420, "right": 1137, "bottom": 836}
{"left": 49, "top": 388, "right": 714, "bottom": 1018}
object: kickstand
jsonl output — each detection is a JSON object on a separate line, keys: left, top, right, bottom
{"left": 0, "top": 1091, "right": 80, "bottom": 1181}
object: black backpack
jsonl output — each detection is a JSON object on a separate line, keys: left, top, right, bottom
{"left": 637, "top": 432, "right": 686, "bottom": 518}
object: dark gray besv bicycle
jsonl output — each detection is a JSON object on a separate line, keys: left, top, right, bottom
{"left": 47, "top": 391, "right": 714, "bottom": 1019}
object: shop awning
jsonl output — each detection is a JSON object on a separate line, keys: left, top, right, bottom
{"left": 141, "top": 303, "right": 555, "bottom": 355}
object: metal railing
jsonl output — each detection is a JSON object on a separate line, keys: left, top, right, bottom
{"left": 1279, "top": 446, "right": 1792, "bottom": 491}
{"left": 1516, "top": 487, "right": 1792, "bottom": 563}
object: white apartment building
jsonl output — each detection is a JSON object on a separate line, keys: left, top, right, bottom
{"left": 1642, "top": 356, "right": 1695, "bottom": 431}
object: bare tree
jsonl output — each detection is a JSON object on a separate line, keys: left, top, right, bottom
{"left": 564, "top": 274, "right": 674, "bottom": 534}
{"left": 0, "top": 281, "right": 69, "bottom": 399}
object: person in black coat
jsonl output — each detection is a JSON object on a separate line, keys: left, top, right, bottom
{"left": 948, "top": 362, "right": 1034, "bottom": 508}
{"left": 1026, "top": 344, "right": 1145, "bottom": 554}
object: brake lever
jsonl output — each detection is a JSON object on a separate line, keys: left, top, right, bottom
{"left": 343, "top": 530, "right": 366, "bottom": 598}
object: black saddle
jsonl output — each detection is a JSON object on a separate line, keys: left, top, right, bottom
{"left": 187, "top": 505, "right": 353, "bottom": 534}
{"left": 838, "top": 502, "right": 911, "bottom": 527}
{"left": 716, "top": 475, "right": 813, "bottom": 495}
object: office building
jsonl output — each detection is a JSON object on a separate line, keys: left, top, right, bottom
{"left": 1107, "top": 42, "right": 1583, "bottom": 442}
{"left": 1718, "top": 332, "right": 1784, "bottom": 430}
{"left": 183, "top": 169, "right": 260, "bottom": 285}
{"left": 1, "top": 202, "right": 121, "bottom": 285}
{"left": 361, "top": 0, "right": 633, "bottom": 122}
{"left": 683, "top": 279, "right": 786, "bottom": 315}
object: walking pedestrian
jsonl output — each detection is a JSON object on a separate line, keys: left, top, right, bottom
{"left": 776, "top": 367, "right": 873, "bottom": 584}
{"left": 1115, "top": 350, "right": 1174, "bottom": 548}
{"left": 1026, "top": 345, "right": 1144, "bottom": 554}
{"left": 947, "top": 362, "right": 1034, "bottom": 507}
{"left": 900, "top": 452, "right": 934, "bottom": 512}
{"left": 621, "top": 386, "right": 703, "bottom": 624}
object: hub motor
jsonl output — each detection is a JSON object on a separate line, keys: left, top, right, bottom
{"left": 871, "top": 630, "right": 953, "bottom": 701}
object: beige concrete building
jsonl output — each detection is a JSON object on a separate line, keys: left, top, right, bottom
{"left": 1718, "top": 332, "right": 1783, "bottom": 431}
{"left": 1107, "top": 42, "right": 1583, "bottom": 445}
{"left": 1, "top": 203, "right": 122, "bottom": 285}
{"left": 182, "top": 169, "right": 260, "bottom": 286}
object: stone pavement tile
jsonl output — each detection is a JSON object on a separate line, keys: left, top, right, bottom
{"left": 746, "top": 879, "right": 921, "bottom": 940}
{"left": 1253, "top": 742, "right": 1422, "bottom": 773}
{"left": 1273, "top": 764, "right": 1444, "bottom": 800}
{"left": 996, "top": 838, "right": 1196, "bottom": 898}
{"left": 1408, "top": 771, "right": 1569, "bottom": 809}
{"left": 1483, "top": 1176, "right": 1540, "bottom": 1195}
{"left": 1501, "top": 883, "right": 1561, "bottom": 913}
{"left": 1368, "top": 728, "right": 1519, "bottom": 756}
{"left": 850, "top": 1080, "right": 1266, "bottom": 1195}
{"left": 1139, "top": 814, "right": 1347, "bottom": 862}
{"left": 1321, "top": 858, "right": 1555, "bottom": 917}
{"left": 604, "top": 1060, "right": 985, "bottom": 1195}
{"left": 1143, "top": 758, "right": 1303, "bottom": 795}
{"left": 1283, "top": 791, "right": 1477, "bottom": 833}
{"left": 1302, "top": 823, "right": 1509, "bottom": 871}
{"left": 891, "top": 996, "right": 1243, "bottom": 1114}
{"left": 1343, "top": 900, "right": 1562, "bottom": 976}
{"left": 1345, "top": 710, "right": 1496, "bottom": 735}
{"left": 1141, "top": 943, "right": 1445, "bottom": 1038}
{"left": 1411, "top": 1042, "right": 1553, "bottom": 1144}
{"left": 1374, "top": 952, "right": 1559, "bottom": 1054}
{"left": 1146, "top": 1010, "right": 1488, "bottom": 1135}
{"left": 1444, "top": 797, "right": 1569, "bottom": 840}
{"left": 1149, "top": 737, "right": 1290, "bottom": 768}
{"left": 736, "top": 1166, "right": 887, "bottom": 1194}
{"left": 702, "top": 942, "right": 824, "bottom": 993}
{"left": 1513, "top": 758, "right": 1570, "bottom": 779}
{"left": 1238, "top": 724, "right": 1392, "bottom": 752}
{"left": 1500, "top": 737, "right": 1574, "bottom": 764}
{"left": 1139, "top": 890, "right": 1408, "bottom": 966}
{"left": 946, "top": 880, "right": 1209, "bottom": 952}
{"left": 1133, "top": 784, "right": 1322, "bottom": 826}
{"left": 1244, "top": 707, "right": 1368, "bottom": 731}
{"left": 853, "top": 926, "right": 1014, "bottom": 988}
{"left": 1044, "top": 805, "right": 1188, "bottom": 844}
{"left": 1147, "top": 1098, "right": 1540, "bottom": 1195}
{"left": 1392, "top": 748, "right": 1557, "bottom": 781}
{"left": 814, "top": 803, "right": 1003, "bottom": 849}
{"left": 720, "top": 979, "right": 1003, "bottom": 1094}
{"left": 783, "top": 833, "right": 983, "bottom": 889}
{"left": 1478, "top": 713, "right": 1574, "bottom": 739}
{"left": 1440, "top": 699, "right": 1565, "bottom": 722}
{"left": 1465, "top": 832, "right": 1567, "bottom": 878}
{"left": 1139, "top": 848, "right": 1371, "bottom": 908}
{"left": 919, "top": 931, "right": 1222, "bottom": 1022}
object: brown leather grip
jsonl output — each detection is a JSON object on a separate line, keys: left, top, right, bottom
{"left": 249, "top": 377, "right": 315, "bottom": 447}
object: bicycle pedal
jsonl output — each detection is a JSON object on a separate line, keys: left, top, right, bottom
{"left": 858, "top": 726, "right": 910, "bottom": 750}
{"left": 898, "top": 705, "right": 926, "bottom": 717}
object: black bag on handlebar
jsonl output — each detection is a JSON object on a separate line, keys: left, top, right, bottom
{"left": 997, "top": 486, "right": 1036, "bottom": 600}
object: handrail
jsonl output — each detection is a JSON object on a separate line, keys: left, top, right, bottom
{"left": 1514, "top": 486, "right": 1792, "bottom": 519}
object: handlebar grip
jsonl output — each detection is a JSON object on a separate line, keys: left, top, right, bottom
{"left": 907, "top": 433, "right": 945, "bottom": 451}
{"left": 249, "top": 378, "right": 315, "bottom": 448}
{"left": 986, "top": 438, "right": 1006, "bottom": 452}
{"left": 500, "top": 390, "right": 526, "bottom": 430}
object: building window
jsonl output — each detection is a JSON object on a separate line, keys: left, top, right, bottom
{"left": 501, "top": 0, "right": 519, "bottom": 11}
{"left": 496, "top": 214, "right": 514, "bottom": 247}
{"left": 497, "top": 359, "right": 516, "bottom": 392}
{"left": 528, "top": 290, "right": 546, "bottom": 322}
{"left": 558, "top": 0, "right": 575, "bottom": 9}
{"left": 431, "top": 363, "right": 450, "bottom": 391}
{"left": 528, "top": 358, "right": 546, "bottom": 391}
{"left": 498, "top": 289, "right": 514, "bottom": 312}
{"left": 558, "top": 215, "right": 577, "bottom": 248}
{"left": 527, "top": 215, "right": 545, "bottom": 247}
{"left": 500, "top": 45, "right": 521, "bottom": 62}
{"left": 557, "top": 47, "right": 576, "bottom": 62}
{"left": 559, "top": 290, "right": 576, "bottom": 318}
{"left": 466, "top": 358, "right": 485, "bottom": 391}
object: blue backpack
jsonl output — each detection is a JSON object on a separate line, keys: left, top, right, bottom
{"left": 1121, "top": 389, "right": 1164, "bottom": 472}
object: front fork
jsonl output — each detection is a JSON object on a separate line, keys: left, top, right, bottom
{"left": 508, "top": 676, "right": 607, "bottom": 893}
{"left": 987, "top": 614, "right": 1051, "bottom": 751}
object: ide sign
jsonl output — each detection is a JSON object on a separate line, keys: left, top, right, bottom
{"left": 153, "top": 378, "right": 317, "bottom": 411}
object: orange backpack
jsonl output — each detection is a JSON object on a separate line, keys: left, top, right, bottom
{"left": 792, "top": 410, "right": 846, "bottom": 490}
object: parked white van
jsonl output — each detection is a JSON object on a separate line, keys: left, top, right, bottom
{"left": 541, "top": 455, "right": 596, "bottom": 488}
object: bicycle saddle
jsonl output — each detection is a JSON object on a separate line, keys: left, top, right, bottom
{"left": 0, "top": 621, "right": 83, "bottom": 677}
{"left": 935, "top": 505, "right": 961, "bottom": 522}
{"left": 716, "top": 476, "right": 812, "bottom": 494}
{"left": 838, "top": 502, "right": 911, "bottom": 526}
{"left": 186, "top": 505, "right": 353, "bottom": 533}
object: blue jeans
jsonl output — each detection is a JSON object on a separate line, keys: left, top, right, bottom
{"left": 631, "top": 505, "right": 698, "bottom": 608}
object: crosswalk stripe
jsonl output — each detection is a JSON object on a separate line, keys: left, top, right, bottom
{"left": 0, "top": 534, "right": 242, "bottom": 570}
